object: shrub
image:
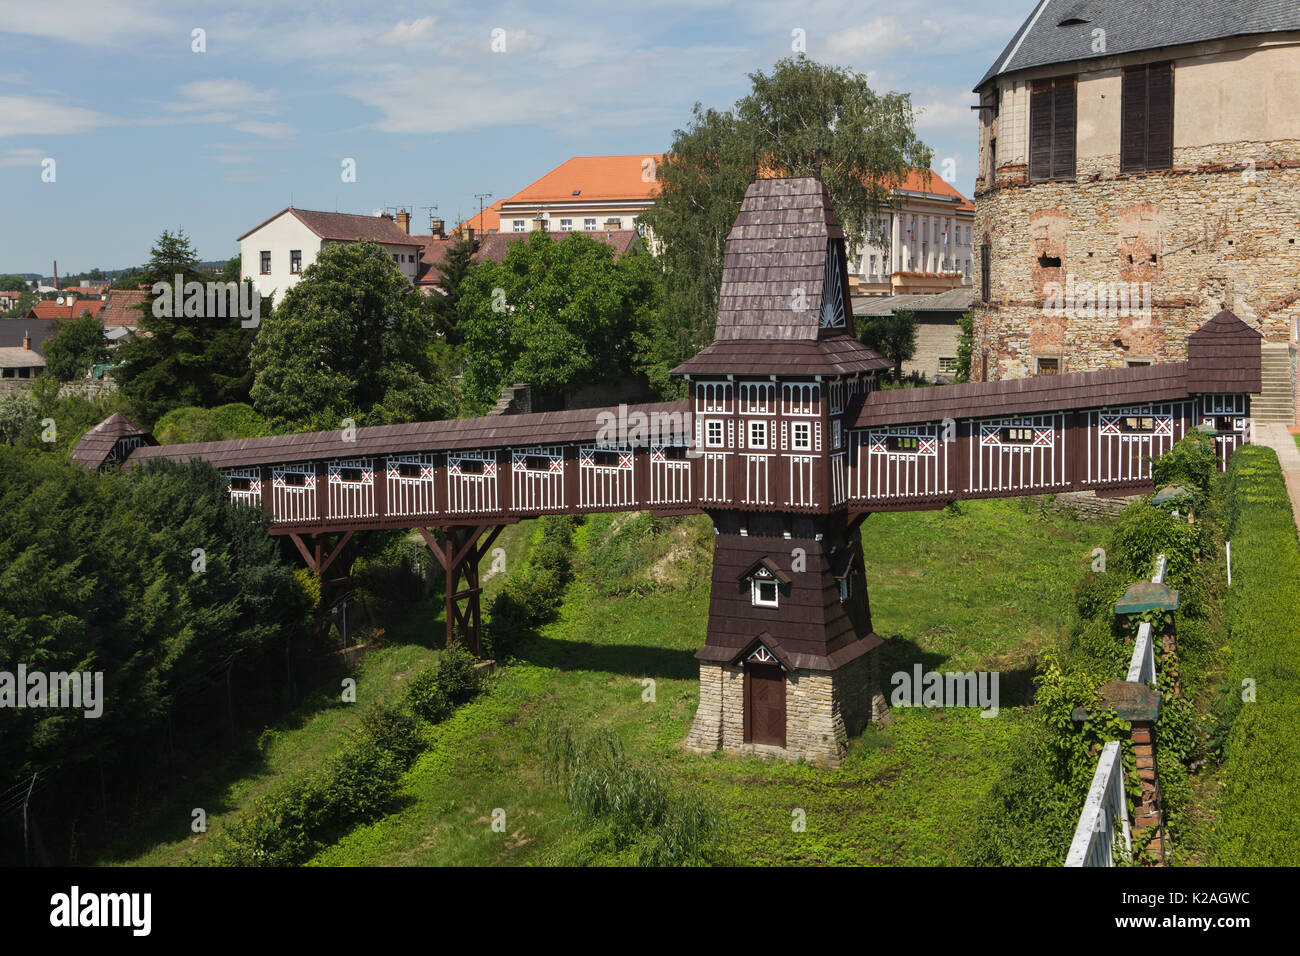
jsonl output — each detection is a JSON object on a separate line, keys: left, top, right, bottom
{"left": 404, "top": 666, "right": 452, "bottom": 723}
{"left": 358, "top": 703, "right": 424, "bottom": 769}
{"left": 436, "top": 643, "right": 483, "bottom": 705}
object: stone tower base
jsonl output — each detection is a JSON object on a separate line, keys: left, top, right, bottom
{"left": 685, "top": 647, "right": 886, "bottom": 767}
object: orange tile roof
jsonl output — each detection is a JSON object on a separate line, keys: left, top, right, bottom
{"left": 505, "top": 155, "right": 663, "bottom": 205}
{"left": 889, "top": 167, "right": 974, "bottom": 212}
{"left": 455, "top": 199, "right": 503, "bottom": 235}
{"left": 27, "top": 300, "right": 105, "bottom": 320}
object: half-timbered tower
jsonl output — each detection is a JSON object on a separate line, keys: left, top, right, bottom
{"left": 74, "top": 177, "right": 1262, "bottom": 768}
{"left": 674, "top": 177, "right": 893, "bottom": 761}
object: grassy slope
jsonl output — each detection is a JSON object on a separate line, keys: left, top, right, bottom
{"left": 307, "top": 498, "right": 1109, "bottom": 866}
{"left": 106, "top": 500, "right": 1110, "bottom": 866}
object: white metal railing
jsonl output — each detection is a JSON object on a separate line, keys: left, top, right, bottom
{"left": 1064, "top": 741, "right": 1132, "bottom": 867}
{"left": 1068, "top": 552, "right": 1167, "bottom": 865}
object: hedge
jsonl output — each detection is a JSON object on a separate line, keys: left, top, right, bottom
{"left": 1212, "top": 445, "right": 1300, "bottom": 865}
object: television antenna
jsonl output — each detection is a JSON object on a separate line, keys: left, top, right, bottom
{"left": 474, "top": 192, "right": 493, "bottom": 227}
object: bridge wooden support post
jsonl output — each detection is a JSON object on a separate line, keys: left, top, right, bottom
{"left": 417, "top": 525, "right": 504, "bottom": 657}
{"left": 288, "top": 530, "right": 359, "bottom": 638}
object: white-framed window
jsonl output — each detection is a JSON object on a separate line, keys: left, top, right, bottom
{"left": 749, "top": 420, "right": 767, "bottom": 449}
{"left": 560, "top": 218, "right": 573, "bottom": 231}
{"left": 751, "top": 572, "right": 779, "bottom": 607}
{"left": 832, "top": 419, "right": 842, "bottom": 449}
{"left": 584, "top": 218, "right": 596, "bottom": 230}
{"left": 513, "top": 219, "right": 526, "bottom": 232}
{"left": 792, "top": 421, "right": 812, "bottom": 450}
{"left": 705, "top": 419, "right": 725, "bottom": 448}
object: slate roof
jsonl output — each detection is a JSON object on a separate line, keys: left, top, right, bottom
{"left": 0, "top": 317, "right": 59, "bottom": 352}
{"left": 237, "top": 208, "right": 421, "bottom": 246}
{"left": 125, "top": 400, "right": 692, "bottom": 471}
{"left": 854, "top": 287, "right": 976, "bottom": 316}
{"left": 0, "top": 347, "right": 46, "bottom": 369}
{"left": 978, "top": 0, "right": 1300, "bottom": 90}
{"left": 69, "top": 413, "right": 151, "bottom": 471}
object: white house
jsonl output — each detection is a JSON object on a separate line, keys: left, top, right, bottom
{"left": 237, "top": 208, "right": 423, "bottom": 300}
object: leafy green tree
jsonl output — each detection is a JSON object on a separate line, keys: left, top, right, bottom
{"left": 457, "top": 232, "right": 664, "bottom": 412}
{"left": 857, "top": 308, "right": 918, "bottom": 382}
{"left": 0, "top": 392, "right": 39, "bottom": 445}
{"left": 249, "top": 241, "right": 455, "bottom": 431}
{"left": 41, "top": 312, "right": 109, "bottom": 380}
{"left": 3, "top": 290, "right": 37, "bottom": 317}
{"left": 427, "top": 238, "right": 474, "bottom": 345}
{"left": 154, "top": 402, "right": 269, "bottom": 444}
{"left": 641, "top": 54, "right": 932, "bottom": 362}
{"left": 954, "top": 311, "right": 974, "bottom": 383}
{"left": 0, "top": 273, "right": 29, "bottom": 291}
{"left": 113, "top": 230, "right": 256, "bottom": 426}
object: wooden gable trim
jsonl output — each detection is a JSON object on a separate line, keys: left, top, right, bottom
{"left": 738, "top": 555, "right": 793, "bottom": 585}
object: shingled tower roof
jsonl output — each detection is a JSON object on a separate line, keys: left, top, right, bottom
{"left": 1186, "top": 309, "right": 1262, "bottom": 395}
{"left": 70, "top": 412, "right": 154, "bottom": 471}
{"left": 674, "top": 176, "right": 891, "bottom": 377}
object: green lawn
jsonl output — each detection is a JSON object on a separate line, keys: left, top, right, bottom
{"left": 107, "top": 498, "right": 1114, "bottom": 866}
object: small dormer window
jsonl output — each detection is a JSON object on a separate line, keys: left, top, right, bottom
{"left": 752, "top": 573, "right": 779, "bottom": 607}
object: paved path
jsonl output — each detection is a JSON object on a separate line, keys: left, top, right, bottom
{"left": 1253, "top": 423, "right": 1300, "bottom": 532}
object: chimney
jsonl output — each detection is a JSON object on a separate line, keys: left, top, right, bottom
{"left": 53, "top": 260, "right": 58, "bottom": 293}
{"left": 430, "top": 218, "right": 445, "bottom": 239}
{"left": 396, "top": 208, "right": 411, "bottom": 234}
{"left": 467, "top": 226, "right": 475, "bottom": 251}
{"left": 22, "top": 330, "right": 31, "bottom": 350}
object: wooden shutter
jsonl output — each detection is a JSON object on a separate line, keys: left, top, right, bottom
{"left": 1029, "top": 82, "right": 1054, "bottom": 182}
{"left": 1120, "top": 67, "right": 1148, "bottom": 173}
{"left": 1146, "top": 63, "right": 1174, "bottom": 171}
{"left": 1051, "top": 79, "right": 1076, "bottom": 180}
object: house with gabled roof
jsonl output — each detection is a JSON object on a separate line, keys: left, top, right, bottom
{"left": 237, "top": 207, "right": 424, "bottom": 299}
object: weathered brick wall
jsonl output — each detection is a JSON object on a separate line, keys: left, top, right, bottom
{"left": 972, "top": 141, "right": 1300, "bottom": 381}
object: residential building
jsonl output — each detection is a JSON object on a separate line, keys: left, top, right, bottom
{"left": 852, "top": 170, "right": 976, "bottom": 296}
{"left": 100, "top": 289, "right": 147, "bottom": 330}
{"left": 0, "top": 291, "right": 26, "bottom": 312}
{"left": 494, "top": 155, "right": 661, "bottom": 236}
{"left": 0, "top": 331, "right": 47, "bottom": 379}
{"left": 236, "top": 208, "right": 423, "bottom": 299}
{"left": 854, "top": 287, "right": 975, "bottom": 382}
{"left": 971, "top": 0, "right": 1300, "bottom": 422}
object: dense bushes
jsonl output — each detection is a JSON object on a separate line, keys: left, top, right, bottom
{"left": 1211, "top": 445, "right": 1300, "bottom": 865}
{"left": 483, "top": 515, "right": 581, "bottom": 658}
{"left": 576, "top": 511, "right": 713, "bottom": 597}
{"left": 213, "top": 646, "right": 487, "bottom": 865}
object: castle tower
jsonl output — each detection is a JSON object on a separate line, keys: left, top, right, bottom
{"left": 676, "top": 176, "right": 893, "bottom": 765}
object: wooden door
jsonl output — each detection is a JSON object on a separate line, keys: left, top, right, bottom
{"left": 744, "top": 663, "right": 786, "bottom": 747}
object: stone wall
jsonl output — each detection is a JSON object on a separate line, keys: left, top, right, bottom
{"left": 0, "top": 378, "right": 118, "bottom": 399}
{"left": 685, "top": 648, "right": 884, "bottom": 767}
{"left": 972, "top": 141, "right": 1300, "bottom": 382}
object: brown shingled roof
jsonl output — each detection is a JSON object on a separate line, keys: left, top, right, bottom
{"left": 237, "top": 208, "right": 421, "bottom": 246}
{"left": 1186, "top": 309, "right": 1263, "bottom": 394}
{"left": 70, "top": 412, "right": 152, "bottom": 470}
{"left": 126, "top": 400, "right": 691, "bottom": 471}
{"left": 855, "top": 362, "right": 1194, "bottom": 427}
{"left": 100, "top": 289, "right": 147, "bottom": 328}
{"left": 674, "top": 336, "right": 891, "bottom": 377}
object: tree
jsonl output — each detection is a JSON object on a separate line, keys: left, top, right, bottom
{"left": 0, "top": 273, "right": 29, "bottom": 291}
{"left": 456, "top": 232, "right": 664, "bottom": 412}
{"left": 427, "top": 238, "right": 474, "bottom": 344}
{"left": 112, "top": 230, "right": 256, "bottom": 425}
{"left": 249, "top": 240, "right": 455, "bottom": 431}
{"left": 858, "top": 308, "right": 917, "bottom": 382}
{"left": 640, "top": 55, "right": 932, "bottom": 362}
{"left": 3, "top": 290, "right": 37, "bottom": 318}
{"left": 954, "top": 311, "right": 974, "bottom": 383}
{"left": 41, "top": 312, "right": 109, "bottom": 380}
{"left": 0, "top": 392, "right": 39, "bottom": 445}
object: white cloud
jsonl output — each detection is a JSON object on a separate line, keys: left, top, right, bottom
{"left": 914, "top": 97, "right": 978, "bottom": 137}
{"left": 233, "top": 120, "right": 296, "bottom": 139}
{"left": 0, "top": 0, "right": 172, "bottom": 45}
{"left": 167, "top": 79, "right": 278, "bottom": 114}
{"left": 0, "top": 146, "right": 47, "bottom": 166}
{"left": 376, "top": 16, "right": 436, "bottom": 46}
{"left": 0, "top": 95, "right": 111, "bottom": 135}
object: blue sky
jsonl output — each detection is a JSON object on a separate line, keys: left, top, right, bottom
{"left": 0, "top": 0, "right": 1029, "bottom": 275}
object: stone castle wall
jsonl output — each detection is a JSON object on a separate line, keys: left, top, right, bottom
{"left": 972, "top": 141, "right": 1300, "bottom": 382}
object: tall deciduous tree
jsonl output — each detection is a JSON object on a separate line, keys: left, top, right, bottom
{"left": 249, "top": 240, "right": 455, "bottom": 431}
{"left": 113, "top": 230, "right": 256, "bottom": 425}
{"left": 641, "top": 55, "right": 932, "bottom": 363}
{"left": 858, "top": 308, "right": 918, "bottom": 382}
{"left": 456, "top": 232, "right": 664, "bottom": 413}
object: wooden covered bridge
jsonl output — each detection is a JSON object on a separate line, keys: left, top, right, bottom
{"left": 73, "top": 177, "right": 1261, "bottom": 765}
